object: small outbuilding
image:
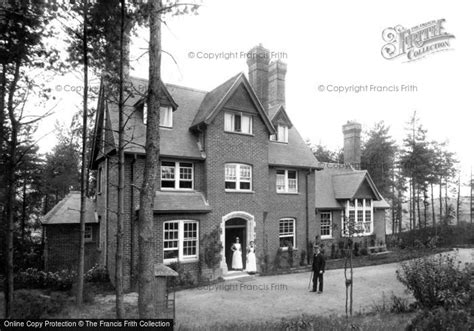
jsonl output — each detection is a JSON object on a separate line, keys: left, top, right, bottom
{"left": 41, "top": 191, "right": 100, "bottom": 271}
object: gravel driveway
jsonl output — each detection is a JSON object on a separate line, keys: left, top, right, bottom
{"left": 175, "top": 249, "right": 473, "bottom": 328}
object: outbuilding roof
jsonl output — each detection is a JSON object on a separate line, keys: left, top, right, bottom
{"left": 41, "top": 191, "right": 97, "bottom": 225}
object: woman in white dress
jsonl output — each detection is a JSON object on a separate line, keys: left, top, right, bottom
{"left": 246, "top": 241, "right": 257, "bottom": 274}
{"left": 231, "top": 237, "right": 243, "bottom": 270}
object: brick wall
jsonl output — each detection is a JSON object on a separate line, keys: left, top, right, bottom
{"left": 44, "top": 224, "right": 100, "bottom": 272}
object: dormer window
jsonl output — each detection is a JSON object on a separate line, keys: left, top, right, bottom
{"left": 270, "top": 124, "right": 288, "bottom": 143}
{"left": 224, "top": 112, "right": 252, "bottom": 134}
{"left": 142, "top": 104, "right": 173, "bottom": 128}
{"left": 160, "top": 106, "right": 173, "bottom": 128}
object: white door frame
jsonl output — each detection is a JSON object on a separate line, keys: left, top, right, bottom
{"left": 220, "top": 211, "right": 256, "bottom": 274}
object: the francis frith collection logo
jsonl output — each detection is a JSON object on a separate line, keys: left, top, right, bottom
{"left": 381, "top": 19, "right": 455, "bottom": 62}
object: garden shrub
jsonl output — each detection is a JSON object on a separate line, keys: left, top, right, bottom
{"left": 12, "top": 289, "right": 67, "bottom": 318}
{"left": 353, "top": 242, "right": 360, "bottom": 256}
{"left": 330, "top": 243, "right": 336, "bottom": 259}
{"left": 407, "top": 307, "right": 472, "bottom": 331}
{"left": 14, "top": 268, "right": 76, "bottom": 291}
{"left": 360, "top": 247, "right": 368, "bottom": 256}
{"left": 299, "top": 249, "right": 306, "bottom": 266}
{"left": 273, "top": 248, "right": 283, "bottom": 270}
{"left": 168, "top": 262, "right": 195, "bottom": 288}
{"left": 287, "top": 244, "right": 294, "bottom": 268}
{"left": 84, "top": 264, "right": 109, "bottom": 283}
{"left": 396, "top": 252, "right": 471, "bottom": 309}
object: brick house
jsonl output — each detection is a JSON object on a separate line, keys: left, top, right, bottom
{"left": 42, "top": 44, "right": 389, "bottom": 288}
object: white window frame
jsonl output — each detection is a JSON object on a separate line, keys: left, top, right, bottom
{"left": 84, "top": 225, "right": 93, "bottom": 242}
{"left": 143, "top": 105, "right": 173, "bottom": 128}
{"left": 160, "top": 161, "right": 194, "bottom": 190}
{"left": 270, "top": 124, "right": 289, "bottom": 143}
{"left": 97, "top": 167, "right": 102, "bottom": 194}
{"left": 225, "top": 163, "right": 252, "bottom": 192}
{"left": 279, "top": 218, "right": 296, "bottom": 250}
{"left": 276, "top": 169, "right": 298, "bottom": 193}
{"left": 343, "top": 198, "right": 373, "bottom": 236}
{"left": 160, "top": 106, "right": 173, "bottom": 128}
{"left": 320, "top": 211, "right": 332, "bottom": 239}
{"left": 224, "top": 112, "right": 253, "bottom": 134}
{"left": 163, "top": 220, "right": 199, "bottom": 264}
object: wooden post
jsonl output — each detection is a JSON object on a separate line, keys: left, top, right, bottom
{"left": 154, "top": 263, "right": 178, "bottom": 319}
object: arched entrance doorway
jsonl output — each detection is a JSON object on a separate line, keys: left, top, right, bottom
{"left": 220, "top": 211, "right": 255, "bottom": 274}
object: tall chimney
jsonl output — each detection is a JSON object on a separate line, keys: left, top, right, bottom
{"left": 247, "top": 44, "right": 270, "bottom": 110}
{"left": 342, "top": 121, "right": 362, "bottom": 169}
{"left": 268, "top": 60, "right": 287, "bottom": 108}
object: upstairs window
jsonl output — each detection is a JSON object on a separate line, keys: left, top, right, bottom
{"left": 224, "top": 112, "right": 252, "bottom": 134}
{"left": 270, "top": 124, "right": 288, "bottom": 143}
{"left": 143, "top": 104, "right": 173, "bottom": 128}
{"left": 225, "top": 163, "right": 252, "bottom": 191}
{"left": 160, "top": 106, "right": 173, "bottom": 127}
{"left": 161, "top": 161, "right": 193, "bottom": 190}
{"left": 97, "top": 167, "right": 103, "bottom": 193}
{"left": 276, "top": 169, "right": 298, "bottom": 193}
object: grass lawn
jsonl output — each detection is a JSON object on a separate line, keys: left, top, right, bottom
{"left": 1, "top": 248, "right": 472, "bottom": 330}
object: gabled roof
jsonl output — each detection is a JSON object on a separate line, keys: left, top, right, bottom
{"left": 268, "top": 104, "right": 293, "bottom": 128}
{"left": 332, "top": 171, "right": 382, "bottom": 200}
{"left": 190, "top": 72, "right": 275, "bottom": 134}
{"left": 315, "top": 165, "right": 390, "bottom": 209}
{"left": 90, "top": 77, "right": 207, "bottom": 168}
{"left": 41, "top": 191, "right": 97, "bottom": 225}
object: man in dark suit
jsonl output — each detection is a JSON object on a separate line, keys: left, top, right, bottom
{"left": 311, "top": 244, "right": 326, "bottom": 293}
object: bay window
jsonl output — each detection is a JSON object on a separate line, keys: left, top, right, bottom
{"left": 343, "top": 198, "right": 373, "bottom": 236}
{"left": 164, "top": 220, "right": 199, "bottom": 263}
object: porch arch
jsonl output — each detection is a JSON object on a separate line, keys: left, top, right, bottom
{"left": 220, "top": 211, "right": 256, "bottom": 274}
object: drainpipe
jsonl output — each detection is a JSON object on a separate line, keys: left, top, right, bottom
{"left": 130, "top": 154, "right": 136, "bottom": 287}
{"left": 305, "top": 169, "right": 313, "bottom": 263}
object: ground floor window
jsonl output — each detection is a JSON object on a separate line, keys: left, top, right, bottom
{"left": 84, "top": 225, "right": 92, "bottom": 242}
{"left": 320, "top": 211, "right": 332, "bottom": 238}
{"left": 343, "top": 198, "right": 373, "bottom": 236}
{"left": 279, "top": 218, "right": 295, "bottom": 249}
{"left": 164, "top": 220, "right": 199, "bottom": 263}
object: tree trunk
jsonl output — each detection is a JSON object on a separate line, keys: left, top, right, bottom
{"left": 4, "top": 59, "right": 21, "bottom": 318}
{"left": 416, "top": 187, "right": 421, "bottom": 228}
{"left": 76, "top": 0, "right": 89, "bottom": 306}
{"left": 444, "top": 179, "right": 448, "bottom": 222}
{"left": 409, "top": 179, "right": 412, "bottom": 230}
{"left": 431, "top": 183, "right": 436, "bottom": 228}
{"left": 138, "top": 0, "right": 162, "bottom": 318}
{"left": 21, "top": 178, "right": 27, "bottom": 241}
{"left": 115, "top": 0, "right": 126, "bottom": 318}
{"left": 456, "top": 174, "right": 461, "bottom": 226}
{"left": 439, "top": 179, "right": 443, "bottom": 222}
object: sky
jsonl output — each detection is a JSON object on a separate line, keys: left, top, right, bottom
{"left": 38, "top": 0, "right": 474, "bottom": 192}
